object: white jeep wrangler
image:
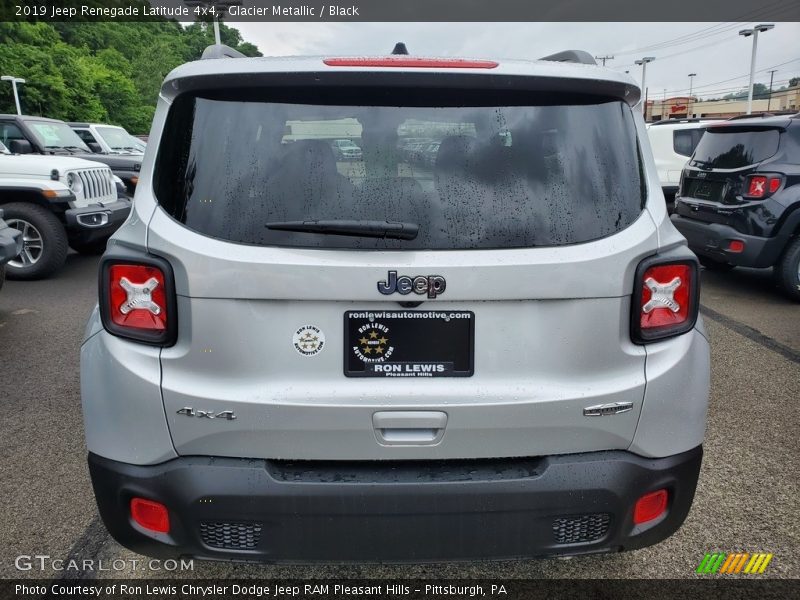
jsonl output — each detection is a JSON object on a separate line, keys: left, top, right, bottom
{"left": 0, "top": 140, "right": 131, "bottom": 279}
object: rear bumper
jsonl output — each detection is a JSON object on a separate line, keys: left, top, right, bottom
{"left": 65, "top": 200, "right": 131, "bottom": 243}
{"left": 88, "top": 446, "right": 702, "bottom": 563}
{"left": 671, "top": 214, "right": 784, "bottom": 267}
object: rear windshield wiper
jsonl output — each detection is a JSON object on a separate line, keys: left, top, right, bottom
{"left": 266, "top": 219, "right": 419, "bottom": 240}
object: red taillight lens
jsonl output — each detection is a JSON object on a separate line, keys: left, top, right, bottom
{"left": 323, "top": 57, "right": 499, "bottom": 69}
{"left": 744, "top": 174, "right": 783, "bottom": 199}
{"left": 747, "top": 175, "right": 768, "bottom": 198}
{"left": 100, "top": 257, "right": 176, "bottom": 346}
{"left": 727, "top": 239, "right": 745, "bottom": 253}
{"left": 109, "top": 264, "right": 167, "bottom": 331}
{"left": 633, "top": 489, "right": 669, "bottom": 525}
{"left": 632, "top": 258, "right": 699, "bottom": 344}
{"left": 768, "top": 177, "right": 781, "bottom": 194}
{"left": 130, "top": 497, "right": 170, "bottom": 533}
{"left": 641, "top": 264, "right": 691, "bottom": 329}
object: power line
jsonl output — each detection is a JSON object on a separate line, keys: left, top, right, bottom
{"left": 659, "top": 59, "right": 800, "bottom": 95}
{"left": 609, "top": 0, "right": 796, "bottom": 56}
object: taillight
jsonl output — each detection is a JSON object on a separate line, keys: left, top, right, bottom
{"left": 99, "top": 256, "right": 177, "bottom": 346}
{"left": 743, "top": 173, "right": 783, "bottom": 199}
{"left": 631, "top": 257, "right": 699, "bottom": 344}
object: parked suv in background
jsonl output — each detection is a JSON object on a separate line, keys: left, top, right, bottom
{"left": 0, "top": 140, "right": 130, "bottom": 278}
{"left": 672, "top": 114, "right": 800, "bottom": 300}
{"left": 69, "top": 122, "right": 146, "bottom": 155}
{"left": 82, "top": 46, "right": 710, "bottom": 562}
{"left": 329, "top": 138, "right": 362, "bottom": 160}
{"left": 647, "top": 119, "right": 722, "bottom": 211}
{"left": 0, "top": 115, "right": 142, "bottom": 196}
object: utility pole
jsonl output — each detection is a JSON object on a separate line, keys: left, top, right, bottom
{"left": 739, "top": 24, "right": 774, "bottom": 114}
{"left": 185, "top": 0, "right": 242, "bottom": 45}
{"left": 635, "top": 57, "right": 655, "bottom": 120}
{"left": 688, "top": 73, "right": 696, "bottom": 119}
{"left": 1, "top": 76, "right": 25, "bottom": 115}
{"left": 767, "top": 69, "right": 777, "bottom": 111}
{"left": 595, "top": 55, "right": 614, "bottom": 66}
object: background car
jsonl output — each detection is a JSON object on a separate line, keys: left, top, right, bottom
{"left": 646, "top": 118, "right": 723, "bottom": 211}
{"left": 0, "top": 115, "right": 142, "bottom": 196}
{"left": 329, "top": 138, "right": 362, "bottom": 161}
{"left": 672, "top": 113, "right": 800, "bottom": 300}
{"left": 69, "top": 122, "right": 146, "bottom": 155}
{"left": 0, "top": 139, "right": 130, "bottom": 278}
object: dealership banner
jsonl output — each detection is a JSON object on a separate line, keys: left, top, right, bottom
{"left": 1, "top": 579, "right": 797, "bottom": 600}
{"left": 3, "top": 0, "right": 800, "bottom": 22}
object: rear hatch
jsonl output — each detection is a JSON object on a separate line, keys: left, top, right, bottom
{"left": 147, "top": 65, "right": 656, "bottom": 461}
{"left": 676, "top": 121, "right": 788, "bottom": 225}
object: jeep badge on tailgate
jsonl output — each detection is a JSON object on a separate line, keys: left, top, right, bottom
{"left": 377, "top": 271, "right": 446, "bottom": 298}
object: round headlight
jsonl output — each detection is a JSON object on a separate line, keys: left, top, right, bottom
{"left": 66, "top": 172, "right": 82, "bottom": 194}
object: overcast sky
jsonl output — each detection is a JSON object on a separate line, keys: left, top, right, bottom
{"left": 231, "top": 22, "right": 800, "bottom": 99}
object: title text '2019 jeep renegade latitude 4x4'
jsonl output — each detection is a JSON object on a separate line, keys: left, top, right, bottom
{"left": 81, "top": 46, "right": 710, "bottom": 562}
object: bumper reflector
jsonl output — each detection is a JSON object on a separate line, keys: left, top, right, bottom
{"left": 130, "top": 497, "right": 170, "bottom": 533}
{"left": 633, "top": 489, "right": 668, "bottom": 525}
{"left": 727, "top": 240, "right": 745, "bottom": 253}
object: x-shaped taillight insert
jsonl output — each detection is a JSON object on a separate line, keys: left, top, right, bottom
{"left": 642, "top": 276, "right": 681, "bottom": 313}
{"left": 119, "top": 277, "right": 162, "bottom": 315}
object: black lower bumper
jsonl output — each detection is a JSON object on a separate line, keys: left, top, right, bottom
{"left": 88, "top": 446, "right": 702, "bottom": 563}
{"left": 64, "top": 200, "right": 131, "bottom": 244}
{"left": 671, "top": 214, "right": 784, "bottom": 268}
{"left": 0, "top": 222, "right": 23, "bottom": 265}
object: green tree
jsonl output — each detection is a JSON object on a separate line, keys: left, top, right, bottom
{"left": 0, "top": 20, "right": 261, "bottom": 133}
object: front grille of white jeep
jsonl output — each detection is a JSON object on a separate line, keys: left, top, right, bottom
{"left": 77, "top": 168, "right": 114, "bottom": 201}
{"left": 552, "top": 513, "right": 611, "bottom": 544}
{"left": 199, "top": 521, "right": 262, "bottom": 550}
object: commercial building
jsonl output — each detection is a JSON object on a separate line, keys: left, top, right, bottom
{"left": 646, "top": 85, "right": 799, "bottom": 121}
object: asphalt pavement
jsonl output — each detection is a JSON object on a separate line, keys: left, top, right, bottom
{"left": 0, "top": 253, "right": 797, "bottom": 580}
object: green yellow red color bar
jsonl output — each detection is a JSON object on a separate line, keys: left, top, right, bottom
{"left": 696, "top": 552, "right": 773, "bottom": 574}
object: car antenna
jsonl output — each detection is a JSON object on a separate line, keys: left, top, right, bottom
{"left": 391, "top": 42, "right": 409, "bottom": 55}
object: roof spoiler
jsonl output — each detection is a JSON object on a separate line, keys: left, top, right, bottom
{"left": 202, "top": 44, "right": 246, "bottom": 60}
{"left": 539, "top": 50, "right": 596, "bottom": 66}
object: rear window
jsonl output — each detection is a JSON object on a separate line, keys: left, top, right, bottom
{"left": 673, "top": 128, "right": 706, "bottom": 157}
{"left": 691, "top": 128, "right": 780, "bottom": 169}
{"left": 155, "top": 89, "right": 644, "bottom": 250}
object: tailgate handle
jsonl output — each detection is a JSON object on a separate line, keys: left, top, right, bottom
{"left": 372, "top": 411, "right": 447, "bottom": 446}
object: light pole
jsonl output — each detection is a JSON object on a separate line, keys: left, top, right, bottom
{"left": 184, "top": 0, "right": 242, "bottom": 45}
{"left": 687, "top": 73, "right": 696, "bottom": 119}
{"left": 739, "top": 24, "right": 774, "bottom": 115}
{"left": 1, "top": 76, "right": 25, "bottom": 115}
{"left": 635, "top": 57, "right": 655, "bottom": 120}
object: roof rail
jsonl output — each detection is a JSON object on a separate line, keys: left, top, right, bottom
{"left": 539, "top": 50, "right": 596, "bottom": 66}
{"left": 649, "top": 118, "right": 719, "bottom": 126}
{"left": 726, "top": 111, "right": 797, "bottom": 121}
{"left": 201, "top": 44, "right": 246, "bottom": 60}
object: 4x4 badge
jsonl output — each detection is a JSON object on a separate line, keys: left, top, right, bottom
{"left": 377, "top": 271, "right": 446, "bottom": 299}
{"left": 176, "top": 407, "right": 236, "bottom": 420}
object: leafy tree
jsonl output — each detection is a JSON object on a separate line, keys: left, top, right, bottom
{"left": 0, "top": 20, "right": 261, "bottom": 133}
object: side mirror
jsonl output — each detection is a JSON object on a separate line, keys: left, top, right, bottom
{"left": 8, "top": 139, "right": 33, "bottom": 154}
{"left": 87, "top": 142, "right": 103, "bottom": 153}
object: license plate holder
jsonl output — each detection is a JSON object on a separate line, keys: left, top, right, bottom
{"left": 344, "top": 310, "right": 474, "bottom": 378}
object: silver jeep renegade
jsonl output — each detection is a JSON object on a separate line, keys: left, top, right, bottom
{"left": 81, "top": 45, "right": 710, "bottom": 562}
